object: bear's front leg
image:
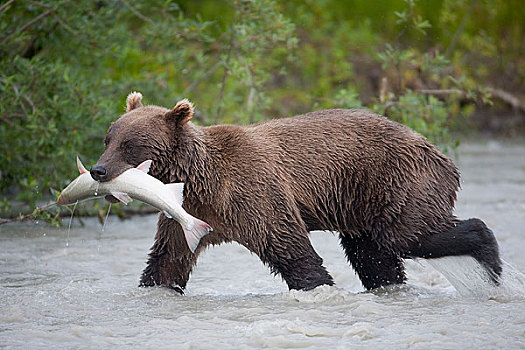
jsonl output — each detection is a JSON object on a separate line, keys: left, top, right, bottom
{"left": 139, "top": 215, "right": 200, "bottom": 294}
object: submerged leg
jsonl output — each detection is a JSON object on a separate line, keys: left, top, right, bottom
{"left": 139, "top": 215, "right": 204, "bottom": 294}
{"left": 340, "top": 232, "right": 406, "bottom": 290}
{"left": 405, "top": 218, "right": 502, "bottom": 282}
{"left": 140, "top": 248, "right": 197, "bottom": 294}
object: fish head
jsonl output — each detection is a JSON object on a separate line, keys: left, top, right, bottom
{"left": 91, "top": 92, "right": 194, "bottom": 185}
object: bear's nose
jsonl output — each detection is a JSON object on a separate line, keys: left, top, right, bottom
{"left": 90, "top": 164, "right": 108, "bottom": 182}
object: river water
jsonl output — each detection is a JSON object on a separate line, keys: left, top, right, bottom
{"left": 1, "top": 141, "right": 525, "bottom": 349}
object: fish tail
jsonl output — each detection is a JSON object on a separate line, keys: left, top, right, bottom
{"left": 183, "top": 218, "right": 213, "bottom": 253}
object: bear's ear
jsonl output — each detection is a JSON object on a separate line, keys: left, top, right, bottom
{"left": 126, "top": 91, "right": 143, "bottom": 112}
{"left": 165, "top": 98, "right": 194, "bottom": 125}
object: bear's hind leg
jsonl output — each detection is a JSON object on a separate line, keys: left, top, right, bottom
{"left": 339, "top": 232, "right": 406, "bottom": 290}
{"left": 405, "top": 218, "right": 502, "bottom": 283}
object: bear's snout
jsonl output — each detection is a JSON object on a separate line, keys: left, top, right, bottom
{"left": 90, "top": 164, "right": 108, "bottom": 182}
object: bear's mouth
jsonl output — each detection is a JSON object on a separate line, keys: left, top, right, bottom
{"left": 104, "top": 194, "right": 120, "bottom": 203}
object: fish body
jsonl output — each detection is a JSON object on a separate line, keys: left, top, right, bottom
{"left": 57, "top": 158, "right": 212, "bottom": 252}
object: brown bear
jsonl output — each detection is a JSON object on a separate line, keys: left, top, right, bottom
{"left": 90, "top": 92, "right": 502, "bottom": 293}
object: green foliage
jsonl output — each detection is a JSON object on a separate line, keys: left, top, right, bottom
{"left": 394, "top": 0, "right": 431, "bottom": 36}
{"left": 206, "top": 0, "right": 297, "bottom": 124}
{"left": 334, "top": 88, "right": 363, "bottom": 109}
{"left": 381, "top": 92, "right": 450, "bottom": 143}
{"left": 0, "top": 56, "right": 110, "bottom": 208}
{"left": 372, "top": 1, "right": 452, "bottom": 145}
{"left": 0, "top": 0, "right": 522, "bottom": 219}
{"left": 371, "top": 0, "right": 499, "bottom": 146}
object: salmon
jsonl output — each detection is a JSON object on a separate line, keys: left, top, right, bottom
{"left": 57, "top": 158, "right": 212, "bottom": 252}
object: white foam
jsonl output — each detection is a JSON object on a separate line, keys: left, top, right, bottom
{"left": 288, "top": 284, "right": 353, "bottom": 303}
{"left": 246, "top": 318, "right": 340, "bottom": 348}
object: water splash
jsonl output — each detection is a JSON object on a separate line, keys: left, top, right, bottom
{"left": 427, "top": 256, "right": 525, "bottom": 299}
{"left": 66, "top": 201, "right": 78, "bottom": 247}
{"left": 102, "top": 203, "right": 112, "bottom": 232}
{"left": 492, "top": 260, "right": 525, "bottom": 300}
{"left": 97, "top": 203, "right": 112, "bottom": 253}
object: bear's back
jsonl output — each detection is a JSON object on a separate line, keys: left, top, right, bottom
{"left": 243, "top": 109, "right": 435, "bottom": 172}
{"left": 206, "top": 109, "right": 456, "bottom": 184}
{"left": 249, "top": 109, "right": 425, "bottom": 152}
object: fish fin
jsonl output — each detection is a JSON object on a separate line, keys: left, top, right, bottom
{"left": 163, "top": 211, "right": 173, "bottom": 219}
{"left": 183, "top": 218, "right": 213, "bottom": 253}
{"left": 166, "top": 183, "right": 184, "bottom": 206}
{"left": 110, "top": 191, "right": 133, "bottom": 205}
{"left": 136, "top": 160, "right": 152, "bottom": 174}
{"left": 77, "top": 156, "right": 88, "bottom": 174}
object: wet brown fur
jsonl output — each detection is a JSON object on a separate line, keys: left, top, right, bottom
{"left": 94, "top": 95, "right": 501, "bottom": 292}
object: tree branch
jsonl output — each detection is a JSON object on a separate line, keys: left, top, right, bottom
{"left": 183, "top": 61, "right": 222, "bottom": 95}
{"left": 235, "top": 49, "right": 259, "bottom": 123}
{"left": 215, "top": 22, "right": 236, "bottom": 124}
{"left": 1, "top": 8, "right": 53, "bottom": 45}
{"left": 445, "top": 11, "right": 470, "bottom": 57}
{"left": 0, "top": 0, "right": 15, "bottom": 13}
{"left": 0, "top": 202, "right": 160, "bottom": 225}
{"left": 118, "top": 0, "right": 155, "bottom": 25}
{"left": 487, "top": 87, "right": 525, "bottom": 114}
{"left": 417, "top": 89, "right": 466, "bottom": 96}
{"left": 0, "top": 113, "right": 25, "bottom": 130}
{"left": 23, "top": 0, "right": 75, "bottom": 34}
{"left": 53, "top": 13, "right": 75, "bottom": 34}
{"left": 417, "top": 88, "right": 525, "bottom": 114}
{"left": 0, "top": 202, "right": 56, "bottom": 226}
{"left": 0, "top": 77, "right": 36, "bottom": 115}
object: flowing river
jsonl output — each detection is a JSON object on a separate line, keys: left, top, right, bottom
{"left": 1, "top": 141, "right": 525, "bottom": 349}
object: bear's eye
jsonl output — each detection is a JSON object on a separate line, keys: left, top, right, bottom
{"left": 120, "top": 141, "right": 144, "bottom": 163}
{"left": 120, "top": 141, "right": 134, "bottom": 154}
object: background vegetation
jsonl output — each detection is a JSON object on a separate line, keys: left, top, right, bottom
{"left": 1, "top": 0, "right": 524, "bottom": 219}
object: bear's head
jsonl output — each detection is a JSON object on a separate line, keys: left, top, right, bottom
{"left": 90, "top": 92, "right": 194, "bottom": 184}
